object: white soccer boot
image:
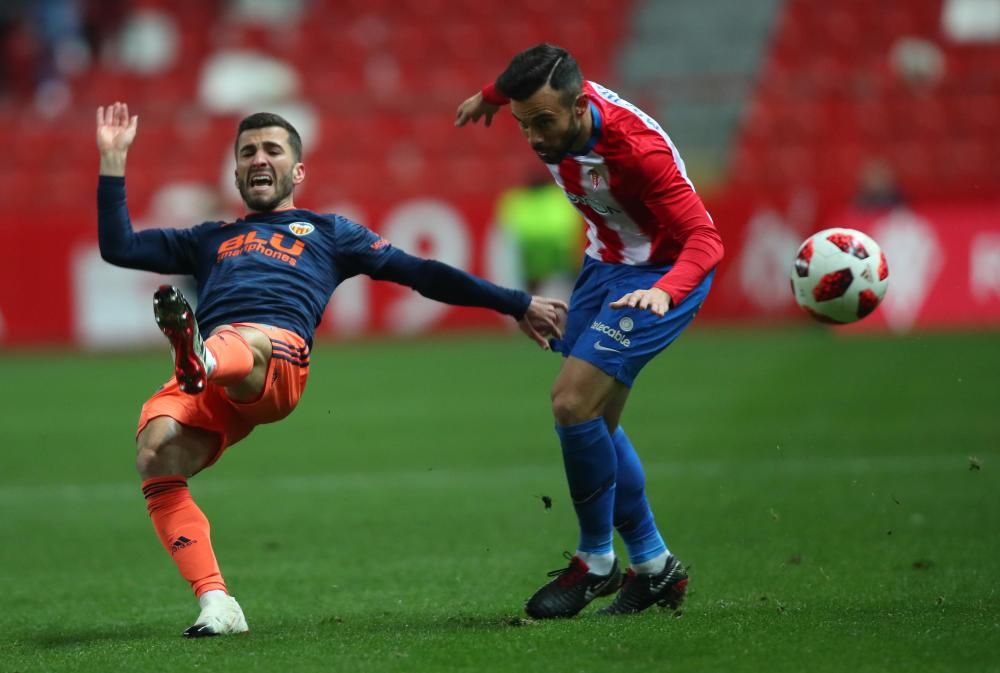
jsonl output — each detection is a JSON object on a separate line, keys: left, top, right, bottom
{"left": 183, "top": 592, "right": 249, "bottom": 637}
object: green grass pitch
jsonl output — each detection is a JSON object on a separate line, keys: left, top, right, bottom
{"left": 1, "top": 327, "right": 998, "bottom": 672}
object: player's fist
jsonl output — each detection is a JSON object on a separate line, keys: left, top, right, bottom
{"left": 96, "top": 102, "right": 138, "bottom": 154}
{"left": 454, "top": 91, "right": 500, "bottom": 128}
{"left": 518, "top": 296, "right": 568, "bottom": 350}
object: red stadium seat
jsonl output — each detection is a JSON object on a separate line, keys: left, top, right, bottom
{"left": 734, "top": 0, "right": 1000, "bottom": 197}
{"left": 4, "top": 0, "right": 635, "bottom": 218}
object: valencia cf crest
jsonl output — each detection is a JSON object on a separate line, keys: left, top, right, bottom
{"left": 288, "top": 222, "right": 315, "bottom": 236}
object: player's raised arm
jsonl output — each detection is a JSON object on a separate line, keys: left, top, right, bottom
{"left": 96, "top": 102, "right": 138, "bottom": 176}
{"left": 96, "top": 102, "right": 198, "bottom": 274}
{"left": 454, "top": 83, "right": 508, "bottom": 127}
{"left": 454, "top": 91, "right": 499, "bottom": 127}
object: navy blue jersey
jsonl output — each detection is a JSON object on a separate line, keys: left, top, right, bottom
{"left": 98, "top": 177, "right": 530, "bottom": 344}
{"left": 174, "top": 210, "right": 391, "bottom": 342}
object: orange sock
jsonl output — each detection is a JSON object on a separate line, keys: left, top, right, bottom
{"left": 142, "top": 476, "right": 227, "bottom": 597}
{"left": 206, "top": 329, "right": 254, "bottom": 385}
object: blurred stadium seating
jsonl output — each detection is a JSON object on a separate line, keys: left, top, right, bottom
{"left": 732, "top": 0, "right": 1000, "bottom": 202}
{"left": 0, "top": 0, "right": 632, "bottom": 215}
{"left": 1, "top": 0, "right": 999, "bottom": 345}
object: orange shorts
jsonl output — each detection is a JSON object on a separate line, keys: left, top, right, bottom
{"left": 137, "top": 323, "right": 310, "bottom": 465}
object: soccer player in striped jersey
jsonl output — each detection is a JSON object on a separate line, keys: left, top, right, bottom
{"left": 96, "top": 102, "right": 566, "bottom": 637}
{"left": 456, "top": 44, "right": 724, "bottom": 618}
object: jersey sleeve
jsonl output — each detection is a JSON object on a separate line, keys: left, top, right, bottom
{"left": 329, "top": 215, "right": 396, "bottom": 277}
{"left": 97, "top": 176, "right": 204, "bottom": 274}
{"left": 632, "top": 148, "right": 724, "bottom": 305}
{"left": 370, "top": 248, "right": 531, "bottom": 319}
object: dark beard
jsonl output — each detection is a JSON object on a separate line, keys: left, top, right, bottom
{"left": 239, "top": 170, "right": 294, "bottom": 211}
{"left": 537, "top": 116, "right": 584, "bottom": 164}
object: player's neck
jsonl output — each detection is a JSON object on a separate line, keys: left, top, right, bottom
{"left": 569, "top": 104, "right": 595, "bottom": 154}
{"left": 249, "top": 198, "right": 296, "bottom": 215}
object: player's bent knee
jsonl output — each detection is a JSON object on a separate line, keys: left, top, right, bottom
{"left": 135, "top": 418, "right": 218, "bottom": 478}
{"left": 135, "top": 440, "right": 178, "bottom": 478}
{"left": 135, "top": 435, "right": 189, "bottom": 478}
{"left": 551, "top": 387, "right": 599, "bottom": 427}
{"left": 232, "top": 325, "right": 272, "bottom": 368}
{"left": 551, "top": 357, "right": 619, "bottom": 427}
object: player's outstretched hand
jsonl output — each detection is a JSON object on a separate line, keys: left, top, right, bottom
{"left": 518, "top": 296, "right": 568, "bottom": 350}
{"left": 96, "top": 101, "right": 138, "bottom": 154}
{"left": 609, "top": 287, "right": 672, "bottom": 317}
{"left": 455, "top": 91, "right": 500, "bottom": 128}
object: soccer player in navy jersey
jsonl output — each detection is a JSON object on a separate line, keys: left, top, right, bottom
{"left": 455, "top": 44, "right": 724, "bottom": 618}
{"left": 96, "top": 101, "right": 567, "bottom": 637}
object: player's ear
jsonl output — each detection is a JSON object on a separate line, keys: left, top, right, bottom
{"left": 573, "top": 92, "right": 588, "bottom": 118}
{"left": 292, "top": 162, "right": 305, "bottom": 185}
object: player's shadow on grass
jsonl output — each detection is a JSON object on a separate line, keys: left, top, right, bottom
{"left": 31, "top": 624, "right": 155, "bottom": 649}
{"left": 311, "top": 611, "right": 539, "bottom": 633}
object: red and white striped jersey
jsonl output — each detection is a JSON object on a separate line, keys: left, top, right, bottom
{"left": 546, "top": 81, "right": 723, "bottom": 304}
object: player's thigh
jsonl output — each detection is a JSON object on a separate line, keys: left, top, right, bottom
{"left": 226, "top": 323, "right": 310, "bottom": 425}
{"left": 211, "top": 323, "right": 274, "bottom": 402}
{"left": 551, "top": 356, "right": 625, "bottom": 425}
{"left": 554, "top": 356, "right": 631, "bottom": 429}
{"left": 225, "top": 324, "right": 273, "bottom": 363}
{"left": 136, "top": 416, "right": 221, "bottom": 478}
{"left": 568, "top": 269, "right": 716, "bottom": 387}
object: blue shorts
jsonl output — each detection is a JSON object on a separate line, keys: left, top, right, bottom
{"left": 550, "top": 257, "right": 715, "bottom": 387}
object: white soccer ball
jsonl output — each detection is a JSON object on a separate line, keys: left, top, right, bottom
{"left": 790, "top": 228, "right": 890, "bottom": 324}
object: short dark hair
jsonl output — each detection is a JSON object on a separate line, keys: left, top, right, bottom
{"left": 235, "top": 112, "right": 303, "bottom": 161}
{"left": 496, "top": 43, "right": 583, "bottom": 106}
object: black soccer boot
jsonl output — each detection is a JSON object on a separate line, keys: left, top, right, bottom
{"left": 596, "top": 554, "right": 688, "bottom": 615}
{"left": 524, "top": 552, "right": 622, "bottom": 619}
{"left": 153, "top": 285, "right": 213, "bottom": 394}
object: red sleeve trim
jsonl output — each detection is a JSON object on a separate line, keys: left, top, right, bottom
{"left": 481, "top": 82, "right": 510, "bottom": 106}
